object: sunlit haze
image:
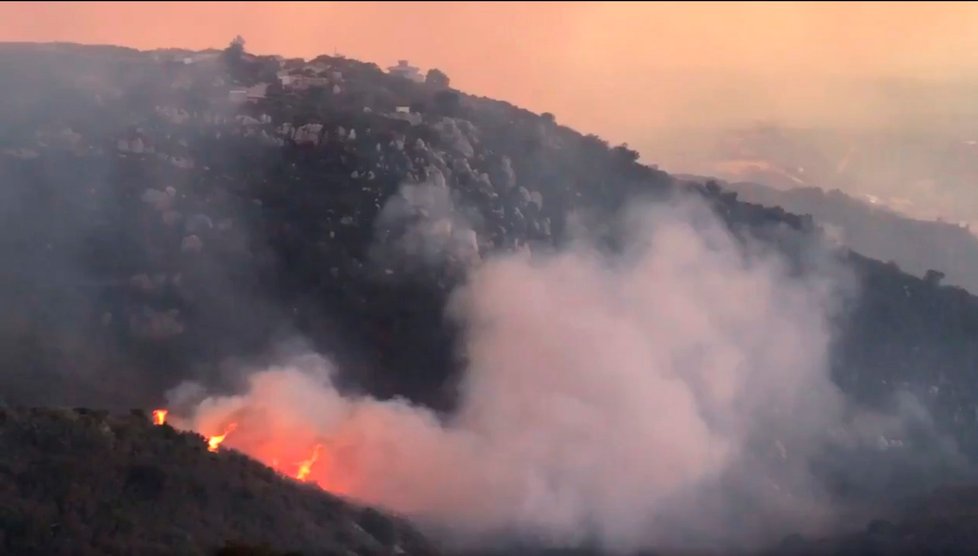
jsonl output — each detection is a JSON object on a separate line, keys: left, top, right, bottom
{"left": 4, "top": 2, "right": 978, "bottom": 141}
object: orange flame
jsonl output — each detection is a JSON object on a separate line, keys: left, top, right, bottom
{"left": 207, "top": 422, "right": 237, "bottom": 453}
{"left": 152, "top": 409, "right": 168, "bottom": 426}
{"left": 296, "top": 444, "right": 323, "bottom": 481}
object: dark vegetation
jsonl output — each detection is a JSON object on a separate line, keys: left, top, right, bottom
{"left": 1, "top": 39, "right": 978, "bottom": 554}
{"left": 763, "top": 486, "right": 978, "bottom": 556}
{"left": 0, "top": 407, "right": 436, "bottom": 556}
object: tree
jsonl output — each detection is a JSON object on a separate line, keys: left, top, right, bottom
{"left": 432, "top": 90, "right": 461, "bottom": 117}
{"left": 541, "top": 112, "right": 556, "bottom": 125}
{"left": 223, "top": 35, "right": 246, "bottom": 66}
{"left": 223, "top": 35, "right": 254, "bottom": 84}
{"left": 425, "top": 68, "right": 450, "bottom": 89}
{"left": 925, "top": 269, "right": 946, "bottom": 287}
{"left": 612, "top": 143, "right": 640, "bottom": 164}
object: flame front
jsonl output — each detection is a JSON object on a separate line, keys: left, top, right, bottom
{"left": 296, "top": 444, "right": 323, "bottom": 481}
{"left": 152, "top": 409, "right": 168, "bottom": 426}
{"left": 207, "top": 422, "right": 237, "bottom": 453}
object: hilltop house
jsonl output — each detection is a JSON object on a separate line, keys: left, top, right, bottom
{"left": 387, "top": 60, "right": 424, "bottom": 83}
{"left": 388, "top": 106, "right": 421, "bottom": 126}
{"left": 277, "top": 70, "right": 330, "bottom": 90}
{"left": 228, "top": 83, "right": 269, "bottom": 103}
{"left": 180, "top": 51, "right": 221, "bottom": 65}
{"left": 246, "top": 83, "right": 268, "bottom": 101}
{"left": 276, "top": 70, "right": 293, "bottom": 87}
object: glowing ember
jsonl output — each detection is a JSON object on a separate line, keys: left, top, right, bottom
{"left": 296, "top": 444, "right": 323, "bottom": 481}
{"left": 207, "top": 422, "right": 237, "bottom": 453}
{"left": 152, "top": 409, "right": 168, "bottom": 426}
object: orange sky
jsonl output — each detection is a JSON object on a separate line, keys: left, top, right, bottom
{"left": 3, "top": 2, "right": 978, "bottom": 160}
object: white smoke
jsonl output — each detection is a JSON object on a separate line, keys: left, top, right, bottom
{"left": 372, "top": 175, "right": 481, "bottom": 270}
{"left": 179, "top": 196, "right": 868, "bottom": 552}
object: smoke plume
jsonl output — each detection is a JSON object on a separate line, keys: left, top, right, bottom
{"left": 371, "top": 175, "right": 482, "bottom": 272}
{"left": 176, "top": 196, "right": 875, "bottom": 552}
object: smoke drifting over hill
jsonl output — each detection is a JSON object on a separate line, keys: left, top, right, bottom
{"left": 3, "top": 40, "right": 977, "bottom": 556}
{"left": 171, "top": 196, "right": 919, "bottom": 551}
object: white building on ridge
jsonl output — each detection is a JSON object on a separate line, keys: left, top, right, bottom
{"left": 387, "top": 60, "right": 424, "bottom": 83}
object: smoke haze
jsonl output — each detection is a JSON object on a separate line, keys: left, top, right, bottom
{"left": 1, "top": 38, "right": 968, "bottom": 552}
{"left": 174, "top": 196, "right": 896, "bottom": 551}
{"left": 372, "top": 176, "right": 483, "bottom": 272}
{"left": 7, "top": 4, "right": 978, "bottom": 223}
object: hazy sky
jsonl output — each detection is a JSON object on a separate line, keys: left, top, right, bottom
{"left": 3, "top": 2, "right": 978, "bottom": 161}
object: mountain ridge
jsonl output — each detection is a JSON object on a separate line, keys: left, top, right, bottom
{"left": 675, "top": 175, "right": 978, "bottom": 293}
{"left": 2, "top": 40, "right": 978, "bottom": 555}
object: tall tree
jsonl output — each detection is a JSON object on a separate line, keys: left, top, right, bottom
{"left": 425, "top": 68, "right": 450, "bottom": 89}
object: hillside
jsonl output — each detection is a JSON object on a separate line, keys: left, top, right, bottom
{"left": 3, "top": 40, "right": 978, "bottom": 553}
{"left": 662, "top": 123, "right": 978, "bottom": 226}
{"left": 2, "top": 405, "right": 976, "bottom": 556}
{"left": 0, "top": 406, "right": 437, "bottom": 556}
{"left": 694, "top": 178, "right": 978, "bottom": 293}
{"left": 763, "top": 486, "right": 978, "bottom": 556}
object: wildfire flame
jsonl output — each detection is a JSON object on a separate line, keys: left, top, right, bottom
{"left": 296, "top": 443, "right": 323, "bottom": 481}
{"left": 149, "top": 410, "right": 336, "bottom": 489}
{"left": 207, "top": 422, "right": 237, "bottom": 453}
{"left": 152, "top": 409, "right": 168, "bottom": 426}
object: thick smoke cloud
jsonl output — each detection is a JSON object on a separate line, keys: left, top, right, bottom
{"left": 175, "top": 196, "right": 900, "bottom": 552}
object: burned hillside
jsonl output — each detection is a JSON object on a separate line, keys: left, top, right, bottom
{"left": 3, "top": 40, "right": 978, "bottom": 553}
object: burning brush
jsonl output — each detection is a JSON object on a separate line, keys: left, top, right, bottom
{"left": 150, "top": 409, "right": 326, "bottom": 483}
